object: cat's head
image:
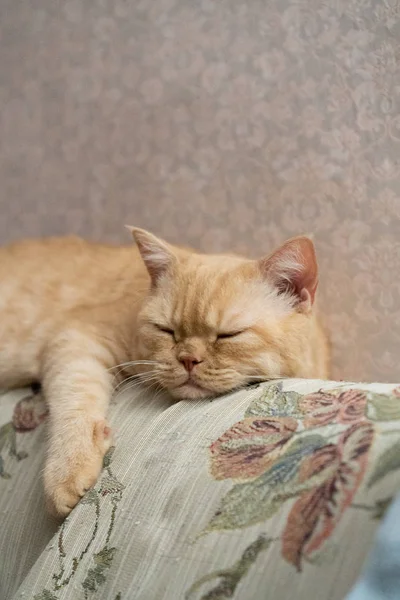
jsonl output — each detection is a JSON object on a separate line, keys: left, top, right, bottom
{"left": 130, "top": 227, "right": 319, "bottom": 400}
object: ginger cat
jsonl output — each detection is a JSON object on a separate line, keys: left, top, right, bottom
{"left": 0, "top": 229, "right": 329, "bottom": 518}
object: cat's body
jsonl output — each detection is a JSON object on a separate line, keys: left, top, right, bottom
{"left": 0, "top": 230, "right": 329, "bottom": 518}
{"left": 0, "top": 237, "right": 145, "bottom": 389}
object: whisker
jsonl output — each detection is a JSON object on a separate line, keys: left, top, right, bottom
{"left": 120, "top": 378, "right": 158, "bottom": 394}
{"left": 109, "top": 360, "right": 160, "bottom": 372}
{"left": 112, "top": 370, "right": 159, "bottom": 393}
{"left": 147, "top": 380, "right": 165, "bottom": 403}
{"left": 112, "top": 376, "right": 161, "bottom": 403}
{"left": 109, "top": 360, "right": 161, "bottom": 382}
{"left": 132, "top": 378, "right": 162, "bottom": 397}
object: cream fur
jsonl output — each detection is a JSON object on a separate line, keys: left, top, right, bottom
{"left": 0, "top": 231, "right": 329, "bottom": 518}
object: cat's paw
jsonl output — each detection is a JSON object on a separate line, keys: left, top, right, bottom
{"left": 44, "top": 420, "right": 112, "bottom": 519}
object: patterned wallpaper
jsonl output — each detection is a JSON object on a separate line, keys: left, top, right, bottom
{"left": 1, "top": 0, "right": 400, "bottom": 382}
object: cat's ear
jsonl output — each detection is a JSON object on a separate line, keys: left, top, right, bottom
{"left": 259, "top": 236, "right": 318, "bottom": 312}
{"left": 126, "top": 226, "right": 176, "bottom": 286}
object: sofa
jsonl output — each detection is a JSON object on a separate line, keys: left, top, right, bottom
{"left": 1, "top": 377, "right": 400, "bottom": 600}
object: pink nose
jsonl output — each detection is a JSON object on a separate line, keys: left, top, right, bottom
{"left": 179, "top": 355, "right": 202, "bottom": 373}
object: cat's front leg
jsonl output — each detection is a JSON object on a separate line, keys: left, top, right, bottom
{"left": 41, "top": 328, "right": 115, "bottom": 519}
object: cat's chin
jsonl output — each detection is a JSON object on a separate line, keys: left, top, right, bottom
{"left": 169, "top": 382, "right": 213, "bottom": 400}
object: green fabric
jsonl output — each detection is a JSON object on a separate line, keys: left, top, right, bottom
{"left": 1, "top": 380, "right": 400, "bottom": 600}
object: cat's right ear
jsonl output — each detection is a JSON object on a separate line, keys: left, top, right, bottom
{"left": 126, "top": 226, "right": 176, "bottom": 286}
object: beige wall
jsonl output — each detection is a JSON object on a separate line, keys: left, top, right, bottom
{"left": 1, "top": 0, "right": 400, "bottom": 382}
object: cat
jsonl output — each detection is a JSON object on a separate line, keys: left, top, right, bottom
{"left": 0, "top": 228, "right": 329, "bottom": 518}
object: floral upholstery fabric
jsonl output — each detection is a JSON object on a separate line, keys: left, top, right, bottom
{"left": 1, "top": 379, "right": 400, "bottom": 600}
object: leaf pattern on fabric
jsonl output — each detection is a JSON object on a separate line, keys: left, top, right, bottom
{"left": 205, "top": 435, "right": 326, "bottom": 532}
{"left": 190, "top": 382, "right": 400, "bottom": 597}
{"left": 0, "top": 422, "right": 29, "bottom": 478}
{"left": 189, "top": 381, "right": 400, "bottom": 599}
{"left": 366, "top": 392, "right": 400, "bottom": 421}
{"left": 82, "top": 547, "right": 117, "bottom": 598}
{"left": 282, "top": 423, "right": 374, "bottom": 570}
{"left": 32, "top": 447, "right": 124, "bottom": 600}
{"left": 245, "top": 383, "right": 304, "bottom": 419}
{"left": 12, "top": 392, "right": 48, "bottom": 432}
{"left": 299, "top": 389, "right": 367, "bottom": 427}
{"left": 368, "top": 440, "right": 400, "bottom": 488}
{"left": 33, "top": 591, "right": 58, "bottom": 600}
{"left": 0, "top": 388, "right": 48, "bottom": 479}
{"left": 210, "top": 416, "right": 297, "bottom": 480}
{"left": 372, "top": 497, "right": 393, "bottom": 520}
{"left": 185, "top": 535, "right": 271, "bottom": 600}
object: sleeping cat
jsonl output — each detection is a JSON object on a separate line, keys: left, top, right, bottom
{"left": 0, "top": 228, "right": 329, "bottom": 517}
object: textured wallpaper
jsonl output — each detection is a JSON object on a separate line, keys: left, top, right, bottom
{"left": 1, "top": 0, "right": 400, "bottom": 382}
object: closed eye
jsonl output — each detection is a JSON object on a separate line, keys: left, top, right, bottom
{"left": 217, "top": 331, "right": 244, "bottom": 340}
{"left": 155, "top": 325, "right": 175, "bottom": 335}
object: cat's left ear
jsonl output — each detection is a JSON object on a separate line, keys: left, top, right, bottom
{"left": 259, "top": 236, "right": 318, "bottom": 313}
{"left": 126, "top": 226, "right": 176, "bottom": 286}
